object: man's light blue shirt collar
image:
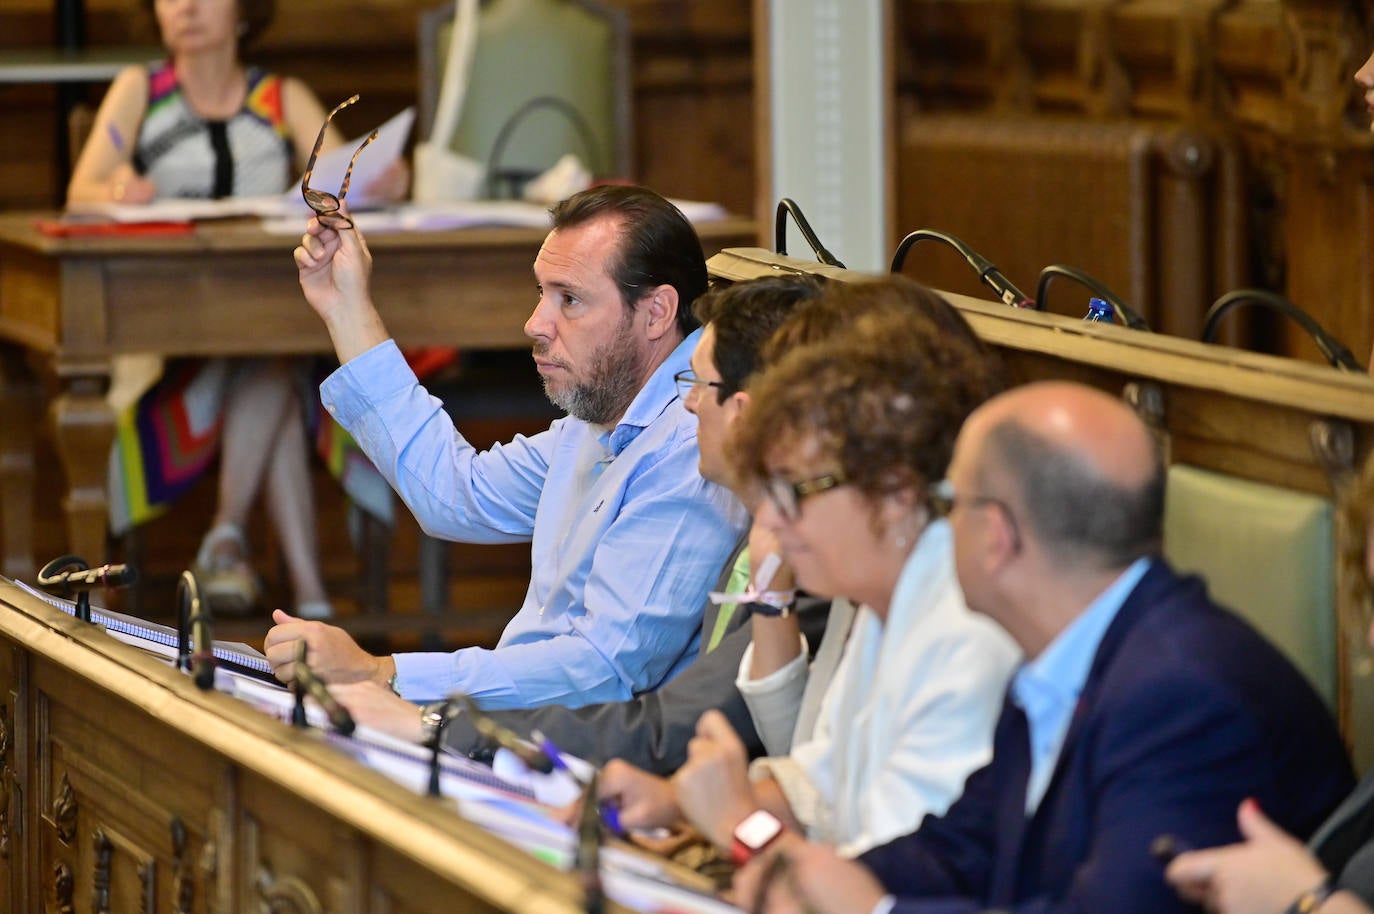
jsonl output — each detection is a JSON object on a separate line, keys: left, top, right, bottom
{"left": 1012, "top": 556, "right": 1152, "bottom": 814}
{"left": 603, "top": 328, "right": 700, "bottom": 457}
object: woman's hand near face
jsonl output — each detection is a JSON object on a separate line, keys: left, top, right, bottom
{"left": 744, "top": 519, "right": 804, "bottom": 680}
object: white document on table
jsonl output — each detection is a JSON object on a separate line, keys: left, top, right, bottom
{"left": 283, "top": 106, "right": 416, "bottom": 212}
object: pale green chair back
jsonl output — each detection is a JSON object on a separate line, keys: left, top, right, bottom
{"left": 417, "top": 0, "right": 632, "bottom": 194}
{"left": 1163, "top": 463, "right": 1337, "bottom": 706}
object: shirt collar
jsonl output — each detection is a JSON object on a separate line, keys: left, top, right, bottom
{"left": 1012, "top": 557, "right": 1152, "bottom": 717}
{"left": 601, "top": 328, "right": 700, "bottom": 457}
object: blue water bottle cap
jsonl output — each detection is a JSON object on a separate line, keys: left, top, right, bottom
{"left": 1085, "top": 297, "right": 1114, "bottom": 323}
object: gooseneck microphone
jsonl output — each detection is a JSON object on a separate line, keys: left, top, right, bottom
{"left": 450, "top": 693, "right": 554, "bottom": 774}
{"left": 291, "top": 641, "right": 356, "bottom": 736}
{"left": 37, "top": 555, "right": 138, "bottom": 623}
{"left": 175, "top": 571, "right": 215, "bottom": 690}
{"left": 1035, "top": 264, "right": 1151, "bottom": 330}
{"left": 775, "top": 198, "right": 846, "bottom": 268}
{"left": 426, "top": 695, "right": 459, "bottom": 798}
{"left": 1202, "top": 288, "right": 1362, "bottom": 372}
{"left": 890, "top": 229, "right": 1035, "bottom": 309}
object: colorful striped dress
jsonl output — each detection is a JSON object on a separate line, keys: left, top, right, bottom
{"left": 107, "top": 60, "right": 391, "bottom": 534}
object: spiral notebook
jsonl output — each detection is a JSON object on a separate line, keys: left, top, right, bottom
{"left": 10, "top": 578, "right": 277, "bottom": 683}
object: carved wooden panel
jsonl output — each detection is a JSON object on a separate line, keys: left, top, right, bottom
{"left": 0, "top": 586, "right": 604, "bottom": 914}
{"left": 890, "top": 0, "right": 1374, "bottom": 363}
{"left": 33, "top": 663, "right": 221, "bottom": 914}
{"left": 895, "top": 114, "right": 1245, "bottom": 339}
{"left": 239, "top": 774, "right": 364, "bottom": 914}
{"left": 370, "top": 843, "right": 512, "bottom": 914}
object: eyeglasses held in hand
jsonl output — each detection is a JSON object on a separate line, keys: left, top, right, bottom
{"left": 301, "top": 94, "right": 377, "bottom": 230}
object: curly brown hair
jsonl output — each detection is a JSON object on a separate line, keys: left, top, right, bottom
{"left": 730, "top": 276, "right": 1001, "bottom": 511}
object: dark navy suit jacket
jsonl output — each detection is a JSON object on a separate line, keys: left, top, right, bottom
{"left": 859, "top": 559, "right": 1354, "bottom": 914}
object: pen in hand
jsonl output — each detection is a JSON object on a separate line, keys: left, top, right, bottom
{"left": 106, "top": 122, "right": 126, "bottom": 154}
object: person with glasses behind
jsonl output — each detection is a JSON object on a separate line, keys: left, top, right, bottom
{"left": 733, "top": 381, "right": 1353, "bottom": 914}
{"left": 591, "top": 276, "right": 1020, "bottom": 860}
{"left": 66, "top": 0, "right": 407, "bottom": 620}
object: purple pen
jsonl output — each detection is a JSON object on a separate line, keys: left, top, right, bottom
{"left": 107, "top": 122, "right": 126, "bottom": 153}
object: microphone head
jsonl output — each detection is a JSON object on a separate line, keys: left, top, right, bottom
{"left": 332, "top": 708, "right": 357, "bottom": 737}
{"left": 192, "top": 657, "right": 215, "bottom": 691}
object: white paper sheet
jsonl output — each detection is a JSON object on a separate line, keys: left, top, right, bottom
{"left": 284, "top": 106, "right": 416, "bottom": 211}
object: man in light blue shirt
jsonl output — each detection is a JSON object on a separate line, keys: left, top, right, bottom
{"left": 267, "top": 185, "right": 747, "bottom": 708}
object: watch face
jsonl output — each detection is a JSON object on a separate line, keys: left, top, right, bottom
{"left": 736, "top": 810, "right": 783, "bottom": 849}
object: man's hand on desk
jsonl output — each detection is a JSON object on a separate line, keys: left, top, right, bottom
{"left": 265, "top": 608, "right": 394, "bottom": 688}
{"left": 294, "top": 213, "right": 391, "bottom": 364}
{"left": 589, "top": 759, "right": 685, "bottom": 833}
{"left": 324, "top": 680, "right": 425, "bottom": 742}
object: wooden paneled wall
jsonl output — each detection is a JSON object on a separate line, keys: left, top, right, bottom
{"left": 0, "top": 0, "right": 755, "bottom": 215}
{"left": 892, "top": 0, "right": 1374, "bottom": 366}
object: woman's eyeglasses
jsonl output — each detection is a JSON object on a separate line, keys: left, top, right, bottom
{"left": 301, "top": 94, "right": 377, "bottom": 230}
{"left": 763, "top": 470, "right": 848, "bottom": 522}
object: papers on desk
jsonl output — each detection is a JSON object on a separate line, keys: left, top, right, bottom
{"left": 256, "top": 197, "right": 728, "bottom": 235}
{"left": 282, "top": 106, "right": 417, "bottom": 212}
{"left": 12, "top": 578, "right": 276, "bottom": 683}
{"left": 65, "top": 194, "right": 289, "bottom": 224}
{"left": 258, "top": 198, "right": 553, "bottom": 234}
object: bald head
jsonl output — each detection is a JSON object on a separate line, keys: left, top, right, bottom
{"left": 965, "top": 382, "right": 1165, "bottom": 570}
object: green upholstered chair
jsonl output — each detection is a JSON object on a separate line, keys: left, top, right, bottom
{"left": 1162, "top": 463, "right": 1337, "bottom": 706}
{"left": 417, "top": 0, "right": 632, "bottom": 196}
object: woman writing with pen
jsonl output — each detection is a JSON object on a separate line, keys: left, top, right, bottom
{"left": 66, "top": 0, "right": 405, "bottom": 620}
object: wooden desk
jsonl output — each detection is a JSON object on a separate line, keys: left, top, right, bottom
{"left": 0, "top": 578, "right": 715, "bottom": 912}
{"left": 0, "top": 213, "right": 757, "bottom": 578}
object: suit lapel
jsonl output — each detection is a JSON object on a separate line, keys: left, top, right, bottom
{"left": 1001, "top": 560, "right": 1176, "bottom": 897}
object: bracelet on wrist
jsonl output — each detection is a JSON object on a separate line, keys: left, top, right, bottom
{"left": 744, "top": 597, "right": 795, "bottom": 619}
{"left": 1285, "top": 878, "right": 1334, "bottom": 914}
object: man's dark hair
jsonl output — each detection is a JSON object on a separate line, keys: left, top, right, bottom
{"left": 984, "top": 421, "right": 1166, "bottom": 569}
{"left": 550, "top": 185, "right": 708, "bottom": 338}
{"left": 693, "top": 275, "right": 827, "bottom": 400}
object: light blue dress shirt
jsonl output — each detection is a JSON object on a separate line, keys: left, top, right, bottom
{"left": 321, "top": 330, "right": 748, "bottom": 708}
{"left": 1011, "top": 557, "right": 1151, "bottom": 814}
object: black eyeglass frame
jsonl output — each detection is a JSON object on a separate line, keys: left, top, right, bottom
{"left": 673, "top": 369, "right": 729, "bottom": 403}
{"left": 763, "top": 470, "right": 848, "bottom": 523}
{"left": 301, "top": 94, "right": 378, "bottom": 230}
{"left": 927, "top": 478, "right": 1023, "bottom": 551}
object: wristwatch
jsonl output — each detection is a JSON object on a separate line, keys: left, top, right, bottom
{"left": 730, "top": 809, "right": 785, "bottom": 867}
{"left": 419, "top": 701, "right": 447, "bottom": 745}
